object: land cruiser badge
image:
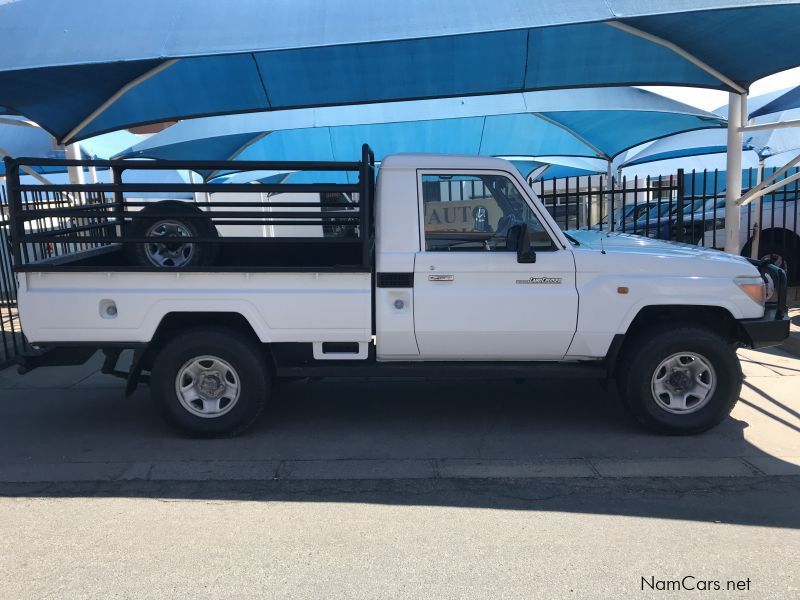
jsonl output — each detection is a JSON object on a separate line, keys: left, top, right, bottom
{"left": 516, "top": 276, "right": 562, "bottom": 285}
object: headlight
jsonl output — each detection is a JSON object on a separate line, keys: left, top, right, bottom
{"left": 735, "top": 276, "right": 766, "bottom": 306}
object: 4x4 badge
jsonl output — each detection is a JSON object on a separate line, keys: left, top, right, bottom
{"left": 515, "top": 276, "right": 562, "bottom": 285}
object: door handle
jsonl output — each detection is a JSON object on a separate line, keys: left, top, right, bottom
{"left": 428, "top": 274, "right": 454, "bottom": 282}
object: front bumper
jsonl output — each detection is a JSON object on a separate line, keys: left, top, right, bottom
{"left": 738, "top": 307, "right": 791, "bottom": 349}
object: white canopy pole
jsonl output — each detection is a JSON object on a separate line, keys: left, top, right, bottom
{"left": 740, "top": 118, "right": 800, "bottom": 133}
{"left": 603, "top": 160, "right": 614, "bottom": 229}
{"left": 65, "top": 143, "right": 85, "bottom": 204}
{"left": 724, "top": 93, "right": 745, "bottom": 254}
{"left": 65, "top": 143, "right": 85, "bottom": 186}
{"left": 750, "top": 157, "right": 764, "bottom": 260}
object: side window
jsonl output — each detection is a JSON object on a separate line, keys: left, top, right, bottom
{"left": 421, "top": 173, "right": 555, "bottom": 252}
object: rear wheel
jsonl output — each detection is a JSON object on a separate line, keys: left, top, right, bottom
{"left": 150, "top": 328, "right": 269, "bottom": 437}
{"left": 617, "top": 324, "right": 741, "bottom": 434}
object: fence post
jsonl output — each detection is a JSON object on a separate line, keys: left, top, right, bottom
{"left": 4, "top": 157, "right": 23, "bottom": 269}
{"left": 675, "top": 169, "right": 685, "bottom": 243}
{"left": 111, "top": 165, "right": 127, "bottom": 242}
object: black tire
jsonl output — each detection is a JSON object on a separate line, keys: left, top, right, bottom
{"left": 756, "top": 240, "right": 796, "bottom": 287}
{"left": 616, "top": 324, "right": 741, "bottom": 435}
{"left": 150, "top": 328, "right": 270, "bottom": 437}
{"left": 125, "top": 201, "right": 219, "bottom": 268}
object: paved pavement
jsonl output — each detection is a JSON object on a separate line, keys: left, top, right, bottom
{"left": 0, "top": 347, "right": 798, "bottom": 598}
{"left": 0, "top": 346, "right": 798, "bottom": 482}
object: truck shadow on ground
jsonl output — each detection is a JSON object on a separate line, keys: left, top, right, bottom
{"left": 0, "top": 368, "right": 799, "bottom": 529}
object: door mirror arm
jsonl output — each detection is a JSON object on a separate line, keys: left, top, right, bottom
{"left": 516, "top": 223, "right": 537, "bottom": 263}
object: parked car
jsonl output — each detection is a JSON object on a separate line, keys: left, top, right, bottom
{"left": 636, "top": 194, "right": 800, "bottom": 283}
{"left": 591, "top": 202, "right": 653, "bottom": 232}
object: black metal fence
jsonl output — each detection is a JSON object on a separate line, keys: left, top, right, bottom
{"left": 534, "top": 170, "right": 685, "bottom": 238}
{"left": 0, "top": 184, "right": 29, "bottom": 366}
{"left": 534, "top": 167, "right": 799, "bottom": 279}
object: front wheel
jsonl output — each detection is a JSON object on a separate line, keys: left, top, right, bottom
{"left": 617, "top": 325, "right": 742, "bottom": 434}
{"left": 150, "top": 328, "right": 270, "bottom": 437}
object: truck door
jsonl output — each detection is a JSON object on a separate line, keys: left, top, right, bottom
{"left": 413, "top": 171, "right": 578, "bottom": 360}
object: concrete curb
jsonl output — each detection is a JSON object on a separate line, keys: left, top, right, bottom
{"left": 782, "top": 331, "right": 800, "bottom": 358}
{"left": 0, "top": 456, "right": 798, "bottom": 484}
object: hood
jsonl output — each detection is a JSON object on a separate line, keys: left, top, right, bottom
{"left": 565, "top": 229, "right": 753, "bottom": 268}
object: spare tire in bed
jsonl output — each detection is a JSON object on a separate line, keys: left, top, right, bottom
{"left": 125, "top": 201, "right": 219, "bottom": 268}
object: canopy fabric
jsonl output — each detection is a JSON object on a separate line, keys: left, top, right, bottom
{"left": 714, "top": 86, "right": 799, "bottom": 119}
{"left": 619, "top": 126, "right": 800, "bottom": 167}
{"left": 0, "top": 116, "right": 77, "bottom": 175}
{"left": 621, "top": 91, "right": 800, "bottom": 168}
{"left": 749, "top": 86, "right": 800, "bottom": 118}
{"left": 116, "top": 88, "right": 724, "bottom": 178}
{"left": 208, "top": 155, "right": 604, "bottom": 185}
{"left": 508, "top": 156, "right": 608, "bottom": 180}
{"left": 0, "top": 0, "right": 797, "bottom": 143}
{"left": 621, "top": 153, "right": 762, "bottom": 178}
{"left": 0, "top": 118, "right": 143, "bottom": 176}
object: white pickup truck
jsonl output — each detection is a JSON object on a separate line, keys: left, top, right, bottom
{"left": 4, "top": 148, "right": 790, "bottom": 437}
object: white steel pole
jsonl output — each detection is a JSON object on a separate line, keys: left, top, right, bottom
{"left": 724, "top": 93, "right": 744, "bottom": 254}
{"left": 65, "top": 143, "right": 85, "bottom": 186}
{"left": 65, "top": 143, "right": 86, "bottom": 204}
{"left": 750, "top": 158, "right": 764, "bottom": 260}
{"left": 604, "top": 160, "right": 614, "bottom": 231}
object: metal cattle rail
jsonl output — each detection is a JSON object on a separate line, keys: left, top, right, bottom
{"left": 4, "top": 145, "right": 375, "bottom": 274}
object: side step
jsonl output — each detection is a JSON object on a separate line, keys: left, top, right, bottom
{"left": 275, "top": 361, "right": 607, "bottom": 380}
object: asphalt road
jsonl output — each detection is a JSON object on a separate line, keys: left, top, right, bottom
{"left": 0, "top": 346, "right": 798, "bottom": 599}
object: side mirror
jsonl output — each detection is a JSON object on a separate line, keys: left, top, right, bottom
{"left": 516, "top": 223, "right": 537, "bottom": 263}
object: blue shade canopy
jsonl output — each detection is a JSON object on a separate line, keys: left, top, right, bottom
{"left": 0, "top": 117, "right": 143, "bottom": 175}
{"left": 117, "top": 88, "right": 724, "bottom": 178}
{"left": 209, "top": 155, "right": 604, "bottom": 185}
{"left": 0, "top": 116, "right": 72, "bottom": 175}
{"left": 748, "top": 86, "right": 800, "bottom": 118}
{"left": 0, "top": 0, "right": 797, "bottom": 143}
{"left": 507, "top": 156, "right": 607, "bottom": 180}
{"left": 714, "top": 86, "right": 800, "bottom": 119}
{"left": 622, "top": 107, "right": 800, "bottom": 168}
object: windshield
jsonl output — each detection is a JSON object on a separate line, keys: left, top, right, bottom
{"left": 693, "top": 197, "right": 725, "bottom": 214}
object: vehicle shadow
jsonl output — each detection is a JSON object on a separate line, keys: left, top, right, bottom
{"left": 0, "top": 369, "right": 799, "bottom": 529}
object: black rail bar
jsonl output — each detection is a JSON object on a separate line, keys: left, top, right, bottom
{"left": 17, "top": 183, "right": 360, "bottom": 194}
{"left": 13, "top": 265, "right": 372, "bottom": 274}
{"left": 15, "top": 210, "right": 361, "bottom": 222}
{"left": 10, "top": 156, "right": 363, "bottom": 171}
{"left": 22, "top": 236, "right": 364, "bottom": 245}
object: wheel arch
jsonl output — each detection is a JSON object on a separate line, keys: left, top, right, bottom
{"left": 610, "top": 304, "right": 744, "bottom": 377}
{"left": 129, "top": 311, "right": 273, "bottom": 393}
